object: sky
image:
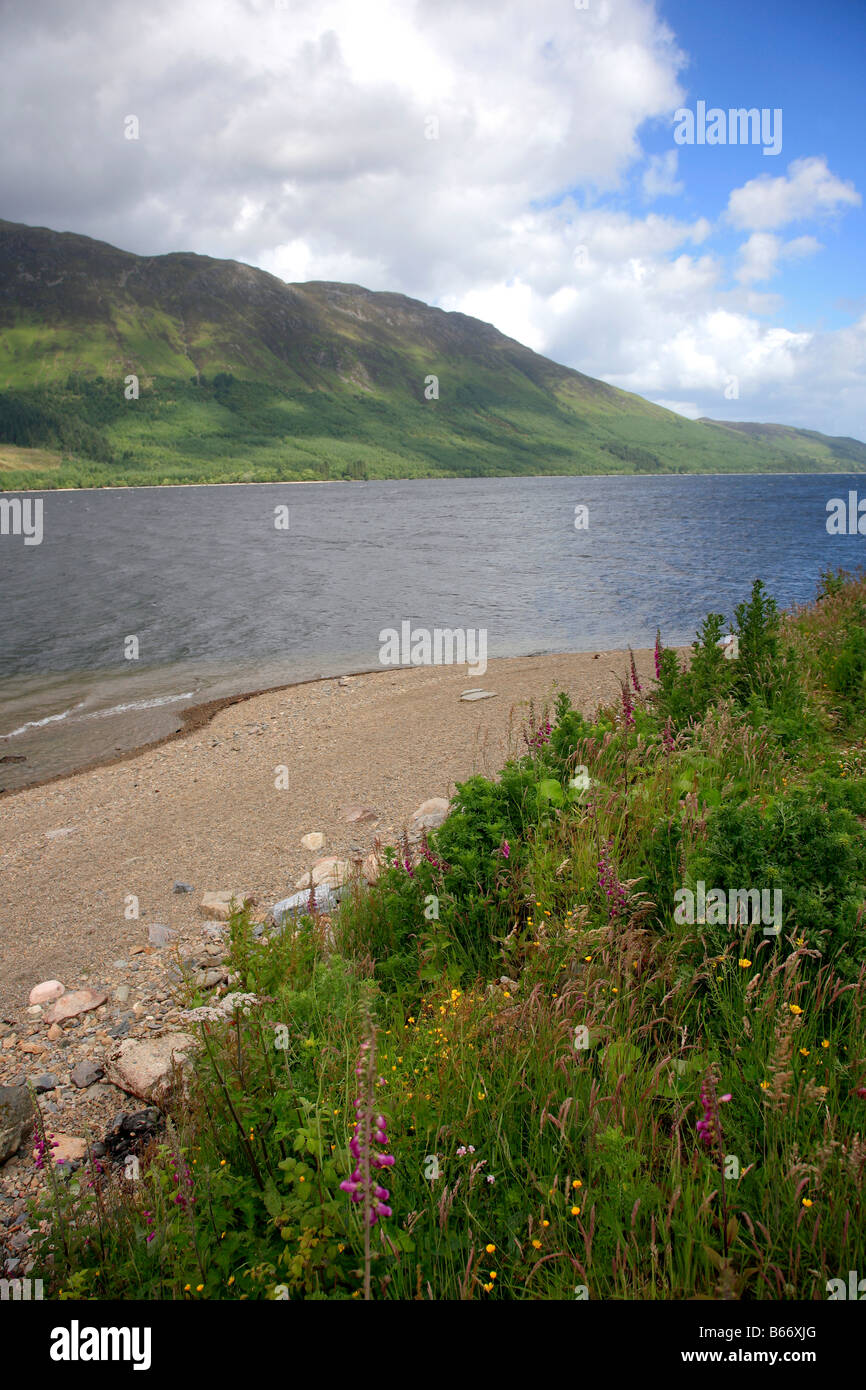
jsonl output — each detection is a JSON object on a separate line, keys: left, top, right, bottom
{"left": 1, "top": 0, "right": 864, "bottom": 439}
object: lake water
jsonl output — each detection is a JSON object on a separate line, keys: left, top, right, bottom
{"left": 0, "top": 473, "right": 862, "bottom": 790}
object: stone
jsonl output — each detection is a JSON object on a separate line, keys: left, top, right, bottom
{"left": 300, "top": 832, "right": 325, "bottom": 852}
{"left": 114, "top": 985, "right": 130, "bottom": 1005}
{"left": 341, "top": 805, "right": 379, "bottom": 824}
{"left": 337, "top": 676, "right": 354, "bottom": 687}
{"left": 293, "top": 856, "right": 351, "bottom": 892}
{"left": 43, "top": 990, "right": 107, "bottom": 1025}
{"left": 103, "top": 1033, "right": 200, "bottom": 1106}
{"left": 46, "top": 1024, "right": 63, "bottom": 1042}
{"left": 70, "top": 1061, "right": 104, "bottom": 1089}
{"left": 270, "top": 884, "right": 341, "bottom": 929}
{"left": 48, "top": 1135, "right": 88, "bottom": 1164}
{"left": 31, "top": 1074, "right": 58, "bottom": 1094}
{"left": 460, "top": 689, "right": 498, "bottom": 701}
{"left": 0, "top": 1086, "right": 33, "bottom": 1162}
{"left": 173, "top": 881, "right": 194, "bottom": 893}
{"left": 19, "top": 1041, "right": 47, "bottom": 1056}
{"left": 103, "top": 1109, "right": 162, "bottom": 1162}
{"left": 45, "top": 826, "right": 79, "bottom": 840}
{"left": 361, "top": 850, "right": 384, "bottom": 885}
{"left": 28, "top": 980, "right": 65, "bottom": 1007}
{"left": 25, "top": 1005, "right": 43, "bottom": 1020}
{"left": 409, "top": 797, "right": 450, "bottom": 834}
{"left": 191, "top": 967, "right": 228, "bottom": 990}
{"left": 147, "top": 924, "right": 177, "bottom": 948}
{"left": 201, "top": 923, "right": 226, "bottom": 941}
{"left": 199, "top": 891, "right": 250, "bottom": 921}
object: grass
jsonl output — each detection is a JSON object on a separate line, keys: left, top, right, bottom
{"left": 27, "top": 569, "right": 866, "bottom": 1300}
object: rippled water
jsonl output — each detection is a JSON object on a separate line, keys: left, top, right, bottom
{"left": 0, "top": 474, "right": 861, "bottom": 789}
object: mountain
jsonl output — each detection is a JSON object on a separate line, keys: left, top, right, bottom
{"left": 0, "top": 217, "right": 863, "bottom": 488}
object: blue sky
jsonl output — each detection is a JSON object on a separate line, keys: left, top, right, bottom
{"left": 648, "top": 0, "right": 866, "bottom": 333}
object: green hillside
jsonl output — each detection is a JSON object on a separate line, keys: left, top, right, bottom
{"left": 0, "top": 218, "right": 863, "bottom": 488}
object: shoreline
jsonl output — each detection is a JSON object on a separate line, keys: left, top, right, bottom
{"left": 0, "top": 648, "right": 661, "bottom": 1020}
{"left": 2, "top": 468, "right": 862, "bottom": 494}
{"left": 0, "top": 648, "right": 604, "bottom": 798}
{"left": 0, "top": 662, "right": 399, "bottom": 798}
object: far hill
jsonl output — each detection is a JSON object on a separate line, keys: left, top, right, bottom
{"left": 0, "top": 218, "right": 863, "bottom": 488}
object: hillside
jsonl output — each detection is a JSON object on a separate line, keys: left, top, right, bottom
{"left": 0, "top": 218, "right": 863, "bottom": 488}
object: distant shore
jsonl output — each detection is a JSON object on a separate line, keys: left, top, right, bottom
{"left": 3, "top": 468, "right": 861, "bottom": 494}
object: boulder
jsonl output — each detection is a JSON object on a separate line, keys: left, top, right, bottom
{"left": 70, "top": 1061, "right": 105, "bottom": 1089}
{"left": 103, "top": 1033, "right": 200, "bottom": 1106}
{"left": 103, "top": 1109, "right": 162, "bottom": 1162}
{"left": 409, "top": 797, "right": 450, "bottom": 835}
{"left": 48, "top": 1135, "right": 88, "bottom": 1164}
{"left": 293, "top": 857, "right": 351, "bottom": 892}
{"left": 28, "top": 980, "right": 65, "bottom": 1006}
{"left": 341, "top": 805, "right": 379, "bottom": 824}
{"left": 271, "top": 884, "right": 341, "bottom": 929}
{"left": 43, "top": 989, "right": 107, "bottom": 1024}
{"left": 199, "top": 891, "right": 251, "bottom": 921}
{"left": 147, "top": 923, "right": 176, "bottom": 947}
{"left": 0, "top": 1086, "right": 33, "bottom": 1163}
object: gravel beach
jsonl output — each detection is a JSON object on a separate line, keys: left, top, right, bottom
{"left": 0, "top": 648, "right": 659, "bottom": 1020}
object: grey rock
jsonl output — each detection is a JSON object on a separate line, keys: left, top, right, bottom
{"left": 114, "top": 985, "right": 130, "bottom": 1005}
{"left": 460, "top": 689, "right": 498, "bottom": 701}
{"left": 70, "top": 1061, "right": 104, "bottom": 1089}
{"left": 0, "top": 1086, "right": 33, "bottom": 1163}
{"left": 108, "top": 1021, "right": 130, "bottom": 1039}
{"left": 269, "top": 883, "right": 342, "bottom": 933}
{"left": 192, "top": 967, "right": 228, "bottom": 990}
{"left": 31, "top": 1074, "right": 58, "bottom": 1094}
{"left": 173, "top": 881, "right": 194, "bottom": 894}
{"left": 147, "top": 924, "right": 177, "bottom": 948}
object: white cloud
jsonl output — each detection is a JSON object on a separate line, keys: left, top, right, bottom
{"left": 642, "top": 150, "right": 684, "bottom": 199}
{"left": 727, "top": 156, "right": 861, "bottom": 231}
{"left": 735, "top": 232, "right": 822, "bottom": 285}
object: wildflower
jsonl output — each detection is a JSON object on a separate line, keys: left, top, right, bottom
{"left": 486, "top": 1243, "right": 496, "bottom": 1253}
{"left": 620, "top": 681, "right": 635, "bottom": 730}
{"left": 799, "top": 1048, "right": 809, "bottom": 1057}
{"left": 739, "top": 959, "right": 752, "bottom": 969}
{"left": 531, "top": 1239, "right": 542, "bottom": 1249}
{"left": 822, "top": 1040, "right": 830, "bottom": 1049}
{"left": 196, "top": 1284, "right": 204, "bottom": 1292}
{"left": 760, "top": 1081, "right": 770, "bottom": 1090}
{"left": 789, "top": 1004, "right": 803, "bottom": 1015}
{"left": 571, "top": 1206, "right": 581, "bottom": 1216}
{"left": 696, "top": 1069, "right": 731, "bottom": 1152}
{"left": 572, "top": 1179, "right": 582, "bottom": 1189}
{"left": 499, "top": 839, "right": 510, "bottom": 859}
{"left": 629, "top": 648, "right": 642, "bottom": 694}
{"left": 482, "top": 1282, "right": 494, "bottom": 1293}
{"left": 489, "top": 1271, "right": 497, "bottom": 1280}
{"left": 486, "top": 1174, "right": 495, "bottom": 1185}
{"left": 802, "top": 1198, "right": 813, "bottom": 1208}
{"left": 340, "top": 1032, "right": 394, "bottom": 1226}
